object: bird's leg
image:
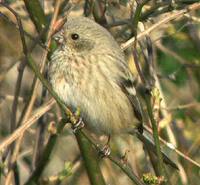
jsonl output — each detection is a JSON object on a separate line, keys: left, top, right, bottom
{"left": 71, "top": 108, "right": 85, "bottom": 133}
{"left": 99, "top": 135, "right": 111, "bottom": 157}
{"left": 72, "top": 117, "right": 85, "bottom": 133}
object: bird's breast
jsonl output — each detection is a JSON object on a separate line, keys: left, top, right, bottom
{"left": 49, "top": 52, "right": 138, "bottom": 136}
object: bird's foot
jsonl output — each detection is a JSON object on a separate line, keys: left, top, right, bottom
{"left": 98, "top": 135, "right": 111, "bottom": 157}
{"left": 99, "top": 144, "right": 111, "bottom": 158}
{"left": 72, "top": 117, "right": 85, "bottom": 133}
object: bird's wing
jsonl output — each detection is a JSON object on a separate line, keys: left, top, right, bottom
{"left": 118, "top": 72, "right": 144, "bottom": 133}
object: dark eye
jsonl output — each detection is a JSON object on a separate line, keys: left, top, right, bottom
{"left": 71, "top": 33, "right": 79, "bottom": 40}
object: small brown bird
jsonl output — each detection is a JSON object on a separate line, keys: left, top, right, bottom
{"left": 49, "top": 16, "right": 142, "bottom": 135}
{"left": 48, "top": 16, "right": 177, "bottom": 168}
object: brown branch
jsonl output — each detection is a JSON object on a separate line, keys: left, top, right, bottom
{"left": 32, "top": 0, "right": 62, "bottom": 169}
{"left": 0, "top": 2, "right": 27, "bottom": 134}
{"left": 0, "top": 3, "right": 29, "bottom": 185}
{"left": 0, "top": 99, "right": 55, "bottom": 153}
{"left": 80, "top": 131, "right": 145, "bottom": 185}
{"left": 121, "top": 2, "right": 200, "bottom": 50}
{"left": 163, "top": 102, "right": 200, "bottom": 111}
{"left": 144, "top": 126, "right": 200, "bottom": 168}
{"left": 3, "top": 1, "right": 62, "bottom": 184}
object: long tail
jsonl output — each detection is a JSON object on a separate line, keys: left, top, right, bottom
{"left": 133, "top": 130, "right": 179, "bottom": 170}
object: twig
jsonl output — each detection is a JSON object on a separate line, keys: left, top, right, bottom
{"left": 0, "top": 59, "right": 18, "bottom": 84}
{"left": 74, "top": 132, "right": 107, "bottom": 185}
{"left": 121, "top": 2, "right": 200, "bottom": 50}
{"left": 0, "top": 2, "right": 27, "bottom": 136}
{"left": 32, "top": 0, "right": 62, "bottom": 170}
{"left": 0, "top": 99, "right": 55, "bottom": 153}
{"left": 22, "top": 1, "right": 107, "bottom": 184}
{"left": 163, "top": 102, "right": 200, "bottom": 111}
{"left": 0, "top": 95, "right": 24, "bottom": 102}
{"left": 131, "top": 0, "right": 149, "bottom": 86}
{"left": 131, "top": 3, "right": 169, "bottom": 180}
{"left": 131, "top": 0, "right": 150, "bottom": 35}
{"left": 24, "top": 117, "right": 69, "bottom": 185}
{"left": 0, "top": 12, "right": 46, "bottom": 50}
{"left": 0, "top": 3, "right": 29, "bottom": 185}
{"left": 109, "top": 155, "right": 145, "bottom": 185}
{"left": 144, "top": 126, "right": 200, "bottom": 168}
{"left": 140, "top": 2, "right": 169, "bottom": 21}
{"left": 144, "top": 90, "right": 168, "bottom": 185}
{"left": 2, "top": 1, "right": 61, "bottom": 183}
{"left": 184, "top": 13, "right": 200, "bottom": 23}
{"left": 80, "top": 132, "right": 145, "bottom": 185}
{"left": 42, "top": 157, "right": 81, "bottom": 184}
{"left": 23, "top": 0, "right": 47, "bottom": 42}
{"left": 149, "top": 42, "right": 189, "bottom": 184}
{"left": 24, "top": 52, "right": 144, "bottom": 184}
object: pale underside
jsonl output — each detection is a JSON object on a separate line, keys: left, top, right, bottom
{"left": 49, "top": 16, "right": 140, "bottom": 136}
{"left": 49, "top": 50, "right": 139, "bottom": 136}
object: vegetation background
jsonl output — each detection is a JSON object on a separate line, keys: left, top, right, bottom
{"left": 0, "top": 0, "right": 199, "bottom": 185}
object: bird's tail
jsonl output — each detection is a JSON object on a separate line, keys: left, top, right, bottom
{"left": 132, "top": 129, "right": 179, "bottom": 170}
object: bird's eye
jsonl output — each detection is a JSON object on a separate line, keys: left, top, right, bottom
{"left": 71, "top": 33, "right": 79, "bottom": 40}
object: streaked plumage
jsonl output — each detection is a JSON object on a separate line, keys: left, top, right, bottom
{"left": 48, "top": 17, "right": 178, "bottom": 169}
{"left": 48, "top": 17, "right": 142, "bottom": 135}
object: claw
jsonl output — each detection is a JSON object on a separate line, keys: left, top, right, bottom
{"left": 72, "top": 117, "right": 85, "bottom": 133}
{"left": 99, "top": 145, "right": 111, "bottom": 158}
{"left": 98, "top": 135, "right": 111, "bottom": 157}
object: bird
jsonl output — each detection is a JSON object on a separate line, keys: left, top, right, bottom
{"left": 48, "top": 16, "right": 177, "bottom": 169}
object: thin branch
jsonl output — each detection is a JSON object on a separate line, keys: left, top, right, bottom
{"left": 0, "top": 99, "right": 55, "bottom": 153}
{"left": 74, "top": 132, "right": 107, "bottom": 185}
{"left": 0, "top": 2, "right": 27, "bottom": 134}
{"left": 140, "top": 2, "right": 169, "bottom": 21}
{"left": 0, "top": 95, "right": 24, "bottom": 103}
{"left": 3, "top": 1, "right": 62, "bottom": 183}
{"left": 131, "top": 0, "right": 150, "bottom": 36}
{"left": 163, "top": 102, "right": 200, "bottom": 111}
{"left": 24, "top": 118, "right": 69, "bottom": 185}
{"left": 144, "top": 126, "right": 200, "bottom": 168}
{"left": 22, "top": 1, "right": 107, "bottom": 184}
{"left": 121, "top": 2, "right": 200, "bottom": 50}
{"left": 131, "top": 0, "right": 150, "bottom": 86}
{"left": 42, "top": 157, "right": 81, "bottom": 184}
{"left": 31, "top": 0, "right": 62, "bottom": 169}
{"left": 80, "top": 131, "right": 145, "bottom": 185}
{"left": 23, "top": 0, "right": 48, "bottom": 42}
{"left": 0, "top": 3, "right": 29, "bottom": 185}
{"left": 0, "top": 12, "right": 46, "bottom": 50}
{"left": 144, "top": 90, "right": 169, "bottom": 185}
{"left": 149, "top": 42, "right": 189, "bottom": 184}
{"left": 109, "top": 155, "right": 145, "bottom": 185}
{"left": 155, "top": 42, "right": 188, "bottom": 65}
{"left": 24, "top": 52, "right": 144, "bottom": 184}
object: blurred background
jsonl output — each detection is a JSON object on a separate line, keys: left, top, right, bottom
{"left": 0, "top": 0, "right": 200, "bottom": 185}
